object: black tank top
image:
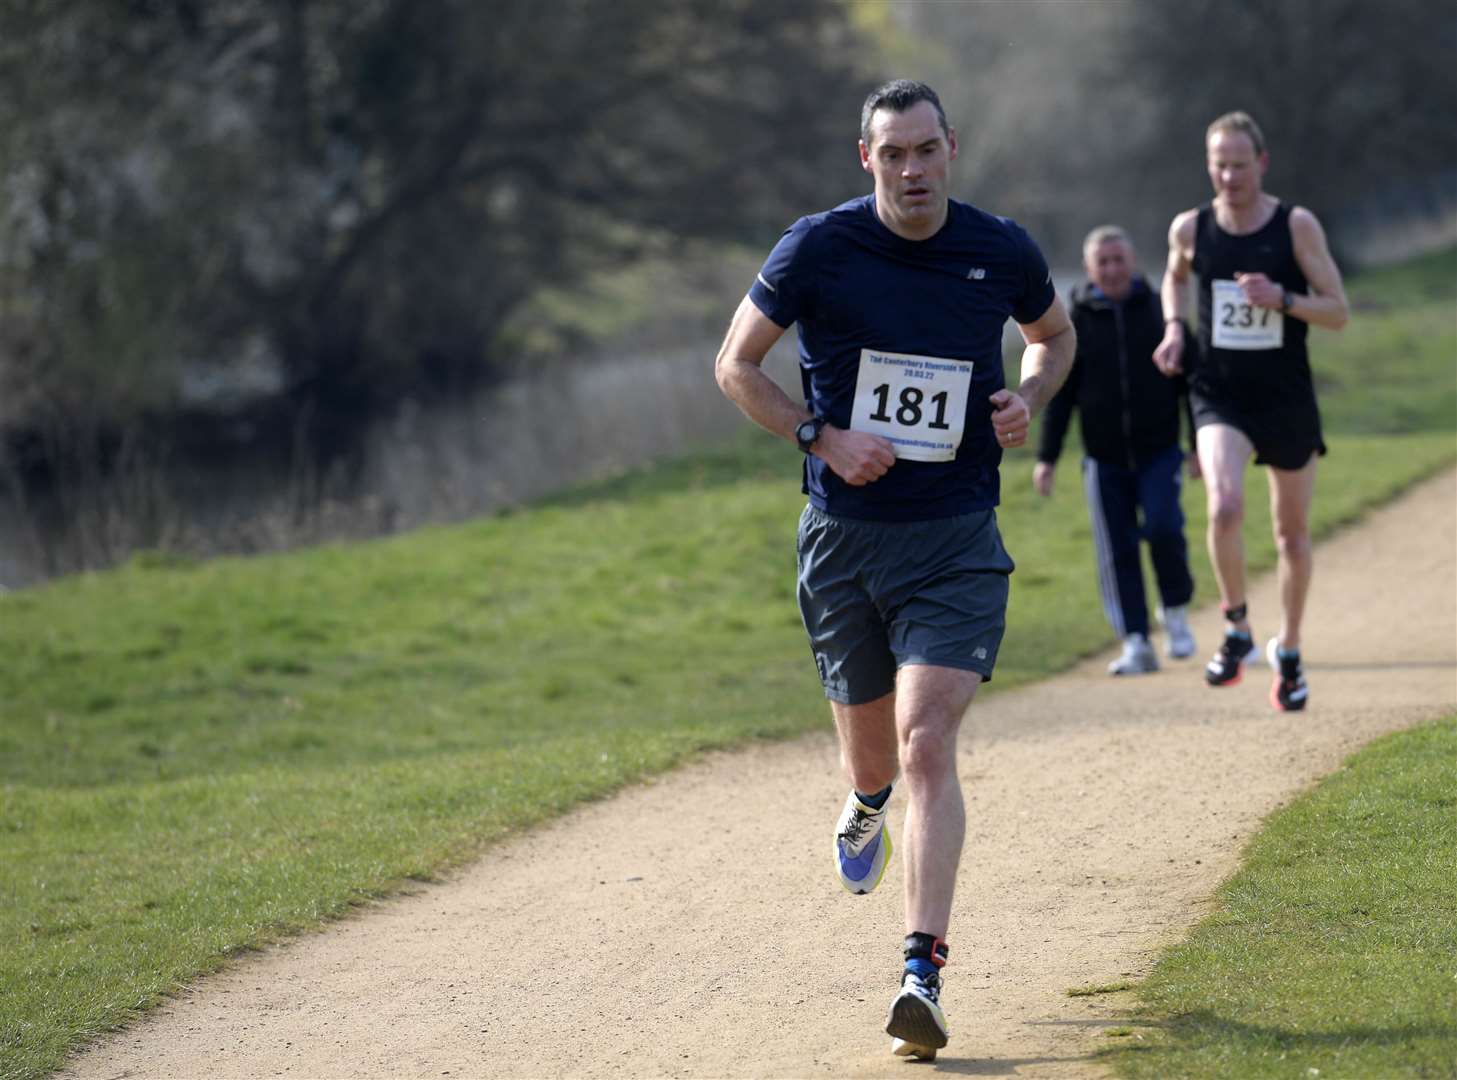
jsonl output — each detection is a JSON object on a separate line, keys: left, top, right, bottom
{"left": 1191, "top": 202, "right": 1312, "bottom": 412}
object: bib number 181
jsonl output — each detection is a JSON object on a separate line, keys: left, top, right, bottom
{"left": 849, "top": 348, "right": 973, "bottom": 462}
{"left": 867, "top": 384, "right": 952, "bottom": 430}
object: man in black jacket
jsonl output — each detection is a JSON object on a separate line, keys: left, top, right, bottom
{"left": 1034, "top": 225, "right": 1196, "bottom": 674}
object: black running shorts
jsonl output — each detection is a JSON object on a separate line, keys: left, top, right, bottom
{"left": 1190, "top": 391, "right": 1327, "bottom": 471}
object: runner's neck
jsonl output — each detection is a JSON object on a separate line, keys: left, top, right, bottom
{"left": 1214, "top": 193, "right": 1279, "bottom": 237}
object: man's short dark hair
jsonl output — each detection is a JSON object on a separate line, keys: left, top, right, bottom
{"left": 860, "top": 80, "right": 949, "bottom": 146}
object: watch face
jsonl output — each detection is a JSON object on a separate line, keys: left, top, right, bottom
{"left": 797, "top": 420, "right": 819, "bottom": 446}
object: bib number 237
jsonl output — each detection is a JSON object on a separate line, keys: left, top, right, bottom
{"left": 1211, "top": 278, "right": 1283, "bottom": 350}
{"left": 850, "top": 349, "right": 974, "bottom": 463}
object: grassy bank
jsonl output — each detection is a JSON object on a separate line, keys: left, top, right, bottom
{"left": 2, "top": 251, "right": 1453, "bottom": 1079}
{"left": 1104, "top": 716, "right": 1457, "bottom": 1078}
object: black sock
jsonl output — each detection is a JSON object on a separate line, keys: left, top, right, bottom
{"left": 904, "top": 932, "right": 948, "bottom": 978}
{"left": 856, "top": 783, "right": 892, "bottom": 810}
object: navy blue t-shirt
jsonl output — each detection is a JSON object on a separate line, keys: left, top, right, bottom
{"left": 749, "top": 194, "right": 1055, "bottom": 521}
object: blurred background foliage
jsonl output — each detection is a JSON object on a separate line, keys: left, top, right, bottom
{"left": 0, "top": 0, "right": 1452, "bottom": 583}
{"left": 886, "top": 0, "right": 1457, "bottom": 259}
{"left": 0, "top": 0, "right": 862, "bottom": 432}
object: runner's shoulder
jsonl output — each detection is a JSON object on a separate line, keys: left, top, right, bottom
{"left": 794, "top": 194, "right": 876, "bottom": 237}
{"left": 1285, "top": 204, "right": 1326, "bottom": 240}
{"left": 1169, "top": 207, "right": 1200, "bottom": 248}
{"left": 949, "top": 199, "right": 1043, "bottom": 248}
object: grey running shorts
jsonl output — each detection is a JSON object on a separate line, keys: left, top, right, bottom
{"left": 796, "top": 505, "right": 1016, "bottom": 705}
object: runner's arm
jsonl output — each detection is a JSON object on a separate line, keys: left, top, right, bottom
{"left": 1286, "top": 208, "right": 1349, "bottom": 331}
{"left": 1154, "top": 211, "right": 1198, "bottom": 375}
{"left": 1013, "top": 297, "right": 1075, "bottom": 418}
{"left": 713, "top": 295, "right": 800, "bottom": 441}
{"left": 991, "top": 297, "right": 1074, "bottom": 450}
{"left": 713, "top": 295, "right": 895, "bottom": 485}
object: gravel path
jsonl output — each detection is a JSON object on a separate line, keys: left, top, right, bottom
{"left": 61, "top": 469, "right": 1456, "bottom": 1079}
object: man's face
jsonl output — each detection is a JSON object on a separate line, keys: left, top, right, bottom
{"left": 1206, "top": 130, "right": 1268, "bottom": 207}
{"left": 859, "top": 101, "right": 957, "bottom": 239}
{"left": 1085, "top": 239, "right": 1134, "bottom": 301}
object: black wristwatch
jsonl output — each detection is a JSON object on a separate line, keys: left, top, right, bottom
{"left": 1280, "top": 289, "right": 1294, "bottom": 313}
{"left": 795, "top": 416, "right": 826, "bottom": 454}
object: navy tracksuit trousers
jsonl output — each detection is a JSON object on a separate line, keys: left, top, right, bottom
{"left": 1081, "top": 444, "right": 1194, "bottom": 638}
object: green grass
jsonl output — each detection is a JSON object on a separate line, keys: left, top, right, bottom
{"left": 1, "top": 250, "right": 1453, "bottom": 1079}
{"left": 1313, "top": 247, "right": 1457, "bottom": 435}
{"left": 1103, "top": 716, "right": 1457, "bottom": 1079}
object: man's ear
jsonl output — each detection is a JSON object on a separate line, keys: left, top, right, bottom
{"left": 859, "top": 139, "right": 872, "bottom": 173}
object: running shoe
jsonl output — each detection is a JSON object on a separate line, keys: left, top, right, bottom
{"left": 1205, "top": 630, "right": 1255, "bottom": 686}
{"left": 1108, "top": 632, "right": 1159, "bottom": 676}
{"left": 1266, "top": 637, "right": 1309, "bottom": 712}
{"left": 886, "top": 970, "right": 948, "bottom": 1052}
{"left": 1159, "top": 605, "right": 1198, "bottom": 660}
{"left": 834, "top": 789, "right": 892, "bottom": 895}
{"left": 891, "top": 1037, "right": 937, "bottom": 1061}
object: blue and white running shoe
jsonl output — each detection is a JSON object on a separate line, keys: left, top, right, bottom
{"left": 834, "top": 789, "right": 892, "bottom": 895}
{"left": 886, "top": 970, "right": 949, "bottom": 1052}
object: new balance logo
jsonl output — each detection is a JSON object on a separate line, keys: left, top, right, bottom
{"left": 972, "top": 646, "right": 988, "bottom": 659}
{"left": 966, "top": 267, "right": 986, "bottom": 280}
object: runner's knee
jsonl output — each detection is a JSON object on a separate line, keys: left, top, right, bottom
{"left": 1274, "top": 524, "right": 1311, "bottom": 561}
{"left": 897, "top": 721, "right": 957, "bottom": 784}
{"left": 843, "top": 753, "right": 897, "bottom": 796}
{"left": 1208, "top": 491, "right": 1244, "bottom": 531}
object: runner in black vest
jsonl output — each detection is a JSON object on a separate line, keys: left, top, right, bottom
{"left": 1189, "top": 202, "right": 1324, "bottom": 465}
{"left": 1152, "top": 111, "right": 1350, "bottom": 712}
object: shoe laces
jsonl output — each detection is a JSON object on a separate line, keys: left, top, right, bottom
{"left": 838, "top": 805, "right": 878, "bottom": 847}
{"left": 903, "top": 970, "right": 942, "bottom": 1003}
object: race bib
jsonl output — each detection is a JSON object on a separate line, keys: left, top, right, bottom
{"left": 1211, "top": 278, "right": 1283, "bottom": 350}
{"left": 850, "top": 349, "right": 974, "bottom": 463}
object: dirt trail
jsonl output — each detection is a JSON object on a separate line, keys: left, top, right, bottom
{"left": 62, "top": 469, "right": 1456, "bottom": 1080}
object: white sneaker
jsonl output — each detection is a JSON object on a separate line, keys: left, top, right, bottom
{"left": 886, "top": 970, "right": 949, "bottom": 1052}
{"left": 891, "top": 1037, "right": 937, "bottom": 1061}
{"left": 1159, "top": 605, "right": 1197, "bottom": 659}
{"left": 833, "top": 790, "right": 892, "bottom": 895}
{"left": 1107, "top": 632, "right": 1159, "bottom": 676}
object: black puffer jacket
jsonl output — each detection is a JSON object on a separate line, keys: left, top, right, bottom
{"left": 1037, "top": 276, "right": 1189, "bottom": 469}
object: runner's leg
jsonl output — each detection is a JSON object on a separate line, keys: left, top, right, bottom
{"left": 1267, "top": 454, "right": 1318, "bottom": 651}
{"left": 1196, "top": 423, "right": 1255, "bottom": 630}
{"left": 894, "top": 664, "right": 979, "bottom": 938}
{"left": 831, "top": 692, "right": 898, "bottom": 797}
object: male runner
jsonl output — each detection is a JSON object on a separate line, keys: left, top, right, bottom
{"left": 714, "top": 80, "right": 1073, "bottom": 1059}
{"left": 1152, "top": 111, "right": 1349, "bottom": 710}
{"left": 1035, "top": 225, "right": 1197, "bottom": 674}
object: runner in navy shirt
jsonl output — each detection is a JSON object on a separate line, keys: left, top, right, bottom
{"left": 749, "top": 193, "right": 1056, "bottom": 521}
{"left": 714, "top": 80, "right": 1074, "bottom": 1060}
